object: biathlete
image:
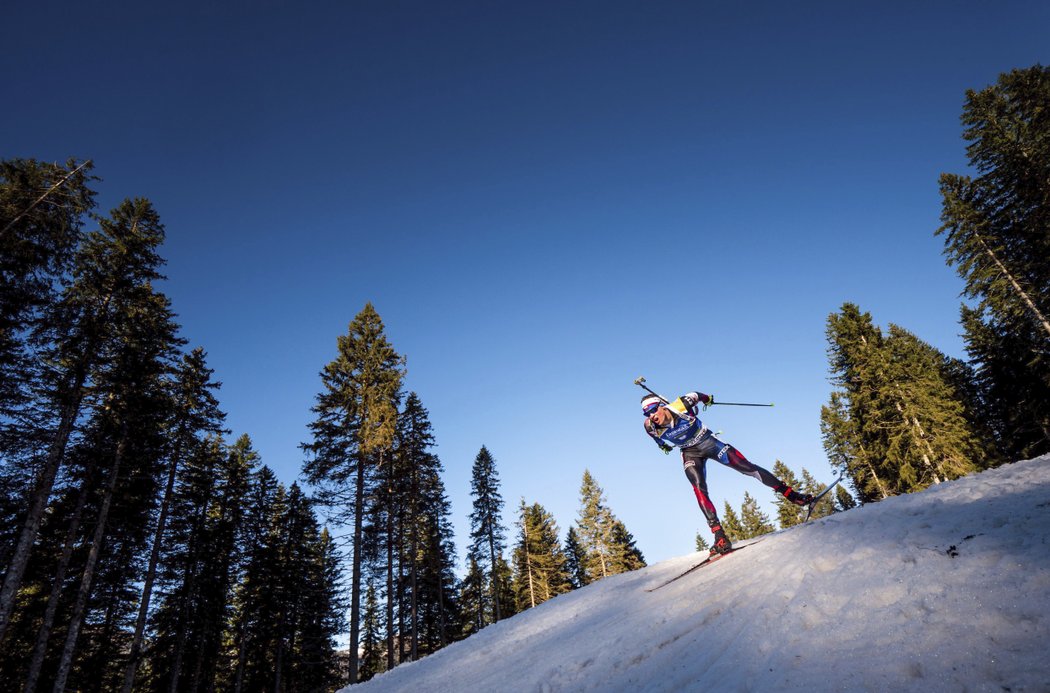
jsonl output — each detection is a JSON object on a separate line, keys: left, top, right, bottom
{"left": 642, "top": 391, "right": 813, "bottom": 555}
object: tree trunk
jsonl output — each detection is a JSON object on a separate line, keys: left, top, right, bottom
{"left": 488, "top": 533, "right": 501, "bottom": 623}
{"left": 0, "top": 375, "right": 87, "bottom": 644}
{"left": 24, "top": 472, "right": 93, "bottom": 693}
{"left": 976, "top": 232, "right": 1050, "bottom": 339}
{"left": 121, "top": 433, "right": 185, "bottom": 693}
{"left": 52, "top": 424, "right": 128, "bottom": 693}
{"left": 1, "top": 160, "right": 92, "bottom": 236}
{"left": 523, "top": 509, "right": 536, "bottom": 609}
{"left": 385, "top": 452, "right": 395, "bottom": 671}
{"left": 347, "top": 457, "right": 365, "bottom": 684}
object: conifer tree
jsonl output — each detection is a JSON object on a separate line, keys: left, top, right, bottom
{"left": 563, "top": 527, "right": 588, "bottom": 588}
{"left": 512, "top": 501, "right": 572, "bottom": 610}
{"left": 0, "top": 197, "right": 171, "bottom": 644}
{"left": 458, "top": 558, "right": 488, "bottom": 638}
{"left": 122, "top": 348, "right": 227, "bottom": 693}
{"left": 608, "top": 520, "right": 646, "bottom": 573}
{"left": 720, "top": 502, "right": 744, "bottom": 541}
{"left": 938, "top": 65, "right": 1050, "bottom": 459}
{"left": 358, "top": 581, "right": 384, "bottom": 682}
{"left": 772, "top": 461, "right": 806, "bottom": 528}
{"left": 467, "top": 445, "right": 508, "bottom": 625}
{"left": 226, "top": 465, "right": 279, "bottom": 693}
{"left": 694, "top": 533, "right": 710, "bottom": 553}
{"left": 739, "top": 492, "right": 776, "bottom": 538}
{"left": 0, "top": 158, "right": 94, "bottom": 460}
{"left": 822, "top": 303, "right": 984, "bottom": 500}
{"left": 301, "top": 303, "right": 404, "bottom": 683}
{"left": 574, "top": 470, "right": 645, "bottom": 580}
{"left": 834, "top": 485, "right": 857, "bottom": 513}
{"left": 799, "top": 470, "right": 835, "bottom": 521}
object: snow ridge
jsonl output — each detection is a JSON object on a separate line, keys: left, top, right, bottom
{"left": 345, "top": 457, "right": 1050, "bottom": 692}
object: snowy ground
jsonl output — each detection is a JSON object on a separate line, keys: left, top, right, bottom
{"left": 343, "top": 456, "right": 1050, "bottom": 692}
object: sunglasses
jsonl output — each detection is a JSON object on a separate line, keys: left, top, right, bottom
{"left": 643, "top": 402, "right": 662, "bottom": 417}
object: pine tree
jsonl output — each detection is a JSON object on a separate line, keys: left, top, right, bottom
{"left": 0, "top": 158, "right": 94, "bottom": 460}
{"left": 720, "top": 502, "right": 744, "bottom": 542}
{"left": 574, "top": 470, "right": 645, "bottom": 580}
{"left": 512, "top": 501, "right": 572, "bottom": 611}
{"left": 834, "top": 485, "right": 857, "bottom": 513}
{"left": 938, "top": 65, "right": 1050, "bottom": 459}
{"left": 822, "top": 303, "right": 984, "bottom": 500}
{"left": 358, "top": 581, "right": 384, "bottom": 682}
{"left": 694, "top": 533, "right": 710, "bottom": 553}
{"left": 457, "top": 557, "right": 488, "bottom": 639}
{"left": 772, "top": 461, "right": 806, "bottom": 528}
{"left": 226, "top": 465, "right": 279, "bottom": 693}
{"left": 0, "top": 197, "right": 171, "bottom": 645}
{"left": 467, "top": 445, "right": 508, "bottom": 626}
{"left": 739, "top": 492, "right": 776, "bottom": 538}
{"left": 607, "top": 520, "right": 646, "bottom": 573}
{"left": 301, "top": 303, "right": 404, "bottom": 684}
{"left": 121, "top": 348, "right": 227, "bottom": 693}
{"left": 799, "top": 470, "right": 835, "bottom": 521}
{"left": 563, "top": 527, "right": 588, "bottom": 588}
{"left": 575, "top": 470, "right": 615, "bottom": 581}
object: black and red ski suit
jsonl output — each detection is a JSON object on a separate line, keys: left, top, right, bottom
{"left": 644, "top": 392, "right": 790, "bottom": 534}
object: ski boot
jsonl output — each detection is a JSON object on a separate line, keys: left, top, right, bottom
{"left": 709, "top": 524, "right": 732, "bottom": 556}
{"left": 775, "top": 483, "right": 814, "bottom": 507}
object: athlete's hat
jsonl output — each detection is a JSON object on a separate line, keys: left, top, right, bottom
{"left": 640, "top": 395, "right": 663, "bottom": 416}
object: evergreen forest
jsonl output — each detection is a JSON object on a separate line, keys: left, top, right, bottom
{"left": 0, "top": 65, "right": 1047, "bottom": 690}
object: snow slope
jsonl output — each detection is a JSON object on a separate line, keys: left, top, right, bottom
{"left": 344, "top": 457, "right": 1050, "bottom": 692}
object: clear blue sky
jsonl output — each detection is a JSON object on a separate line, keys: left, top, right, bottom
{"left": 5, "top": 1, "right": 1047, "bottom": 566}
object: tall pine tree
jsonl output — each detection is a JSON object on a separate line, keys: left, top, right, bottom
{"left": 467, "top": 446, "right": 508, "bottom": 626}
{"left": 301, "top": 303, "right": 404, "bottom": 684}
{"left": 938, "top": 65, "right": 1050, "bottom": 460}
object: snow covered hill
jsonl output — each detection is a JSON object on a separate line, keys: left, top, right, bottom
{"left": 344, "top": 457, "right": 1050, "bottom": 692}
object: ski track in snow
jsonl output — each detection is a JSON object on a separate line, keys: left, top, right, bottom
{"left": 342, "top": 456, "right": 1050, "bottom": 692}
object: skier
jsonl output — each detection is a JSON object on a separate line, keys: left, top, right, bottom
{"left": 641, "top": 391, "right": 813, "bottom": 556}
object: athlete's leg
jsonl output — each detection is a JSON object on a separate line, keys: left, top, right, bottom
{"left": 682, "top": 453, "right": 732, "bottom": 554}
{"left": 713, "top": 439, "right": 813, "bottom": 505}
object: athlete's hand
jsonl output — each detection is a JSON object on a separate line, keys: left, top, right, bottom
{"left": 702, "top": 394, "right": 714, "bottom": 410}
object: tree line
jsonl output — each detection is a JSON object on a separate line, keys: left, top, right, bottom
{"left": 0, "top": 185, "right": 649, "bottom": 693}
{"left": 0, "top": 163, "right": 342, "bottom": 691}
{"left": 301, "top": 310, "right": 647, "bottom": 684}
{"left": 4, "top": 62, "right": 1044, "bottom": 692}
{"left": 820, "top": 65, "right": 1049, "bottom": 501}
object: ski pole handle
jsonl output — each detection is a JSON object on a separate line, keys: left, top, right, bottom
{"left": 633, "top": 377, "right": 671, "bottom": 405}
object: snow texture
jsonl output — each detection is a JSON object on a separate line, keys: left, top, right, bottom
{"left": 343, "top": 456, "right": 1050, "bottom": 692}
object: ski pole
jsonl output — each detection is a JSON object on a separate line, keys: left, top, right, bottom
{"left": 633, "top": 377, "right": 774, "bottom": 408}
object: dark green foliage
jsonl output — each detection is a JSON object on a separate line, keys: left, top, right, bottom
{"left": 772, "top": 461, "right": 806, "bottom": 528}
{"left": 938, "top": 65, "right": 1050, "bottom": 460}
{"left": 738, "top": 492, "right": 776, "bottom": 538}
{"left": 694, "top": 532, "right": 710, "bottom": 553}
{"left": 358, "top": 581, "right": 384, "bottom": 682}
{"left": 467, "top": 445, "right": 508, "bottom": 626}
{"left": 719, "top": 502, "right": 744, "bottom": 542}
{"left": 821, "top": 303, "right": 984, "bottom": 502}
{"left": 834, "top": 485, "right": 857, "bottom": 512}
{"left": 301, "top": 303, "right": 405, "bottom": 684}
{"left": 573, "top": 470, "right": 646, "bottom": 582}
{"left": 563, "top": 527, "right": 588, "bottom": 588}
{"left": 512, "top": 500, "right": 572, "bottom": 610}
{"left": 0, "top": 158, "right": 95, "bottom": 456}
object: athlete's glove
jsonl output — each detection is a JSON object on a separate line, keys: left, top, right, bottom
{"left": 660, "top": 444, "right": 673, "bottom": 455}
{"left": 701, "top": 393, "right": 714, "bottom": 411}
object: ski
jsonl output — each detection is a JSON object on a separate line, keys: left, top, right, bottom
{"left": 645, "top": 539, "right": 764, "bottom": 592}
{"left": 803, "top": 473, "right": 846, "bottom": 522}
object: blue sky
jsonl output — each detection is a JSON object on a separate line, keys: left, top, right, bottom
{"left": 5, "top": 1, "right": 1048, "bottom": 566}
